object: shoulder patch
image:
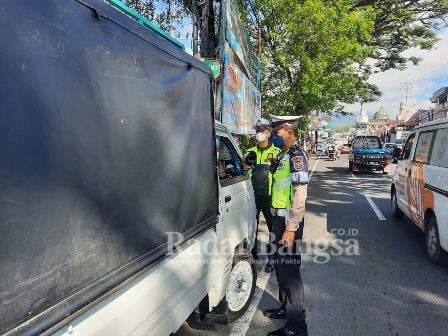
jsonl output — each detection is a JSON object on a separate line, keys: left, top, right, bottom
{"left": 289, "top": 146, "right": 308, "bottom": 173}
{"left": 291, "top": 155, "right": 304, "bottom": 170}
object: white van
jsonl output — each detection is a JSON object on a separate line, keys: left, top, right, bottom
{"left": 391, "top": 119, "right": 448, "bottom": 264}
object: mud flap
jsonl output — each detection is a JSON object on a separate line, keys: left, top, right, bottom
{"left": 193, "top": 294, "right": 229, "bottom": 324}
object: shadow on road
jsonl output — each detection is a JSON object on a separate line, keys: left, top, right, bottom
{"left": 303, "top": 159, "right": 448, "bottom": 336}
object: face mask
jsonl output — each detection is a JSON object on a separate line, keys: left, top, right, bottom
{"left": 271, "top": 135, "right": 284, "bottom": 147}
{"left": 255, "top": 132, "right": 268, "bottom": 143}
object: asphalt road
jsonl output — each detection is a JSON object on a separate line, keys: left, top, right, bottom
{"left": 176, "top": 154, "right": 448, "bottom": 336}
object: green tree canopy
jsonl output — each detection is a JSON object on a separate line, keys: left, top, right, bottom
{"left": 241, "top": 0, "right": 380, "bottom": 117}
{"left": 356, "top": 0, "right": 448, "bottom": 71}
{"left": 240, "top": 0, "right": 448, "bottom": 117}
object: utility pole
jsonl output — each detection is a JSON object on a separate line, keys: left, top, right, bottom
{"left": 192, "top": 0, "right": 198, "bottom": 55}
{"left": 258, "top": 17, "right": 262, "bottom": 57}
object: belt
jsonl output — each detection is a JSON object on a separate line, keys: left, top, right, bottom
{"left": 271, "top": 208, "right": 291, "bottom": 220}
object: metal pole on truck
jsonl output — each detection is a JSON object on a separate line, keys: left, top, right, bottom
{"left": 192, "top": 0, "right": 198, "bottom": 55}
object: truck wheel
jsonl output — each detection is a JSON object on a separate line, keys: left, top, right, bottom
{"left": 391, "top": 189, "right": 403, "bottom": 218}
{"left": 226, "top": 251, "right": 256, "bottom": 322}
{"left": 426, "top": 217, "right": 448, "bottom": 265}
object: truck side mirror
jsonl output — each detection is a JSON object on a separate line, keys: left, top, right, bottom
{"left": 244, "top": 151, "right": 257, "bottom": 167}
{"left": 225, "top": 164, "right": 239, "bottom": 177}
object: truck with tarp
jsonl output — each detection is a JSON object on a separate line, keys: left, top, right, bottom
{"left": 0, "top": 1, "right": 257, "bottom": 335}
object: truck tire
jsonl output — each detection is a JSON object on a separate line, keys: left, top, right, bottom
{"left": 426, "top": 217, "right": 448, "bottom": 265}
{"left": 226, "top": 250, "right": 256, "bottom": 322}
{"left": 391, "top": 189, "right": 403, "bottom": 218}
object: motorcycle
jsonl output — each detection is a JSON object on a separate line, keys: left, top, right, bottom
{"left": 328, "top": 149, "right": 336, "bottom": 161}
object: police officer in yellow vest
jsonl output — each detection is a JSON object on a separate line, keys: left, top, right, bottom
{"left": 246, "top": 118, "right": 281, "bottom": 272}
{"left": 263, "top": 115, "right": 309, "bottom": 336}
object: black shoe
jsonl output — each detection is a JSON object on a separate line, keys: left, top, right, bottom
{"left": 262, "top": 308, "right": 286, "bottom": 319}
{"left": 265, "top": 260, "right": 276, "bottom": 273}
{"left": 267, "top": 325, "right": 308, "bottom": 336}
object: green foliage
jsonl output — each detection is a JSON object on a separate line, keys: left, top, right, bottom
{"left": 240, "top": 0, "right": 448, "bottom": 117}
{"left": 355, "top": 0, "right": 448, "bottom": 71}
{"left": 239, "top": 134, "right": 258, "bottom": 151}
{"left": 242, "top": 0, "right": 380, "bottom": 117}
{"left": 335, "top": 125, "right": 352, "bottom": 133}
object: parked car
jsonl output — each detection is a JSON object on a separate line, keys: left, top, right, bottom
{"left": 317, "top": 142, "right": 325, "bottom": 154}
{"left": 340, "top": 144, "right": 351, "bottom": 154}
{"left": 391, "top": 119, "right": 448, "bottom": 265}
{"left": 349, "top": 136, "right": 392, "bottom": 174}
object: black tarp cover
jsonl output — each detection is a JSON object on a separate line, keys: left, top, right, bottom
{"left": 0, "top": 0, "right": 218, "bottom": 334}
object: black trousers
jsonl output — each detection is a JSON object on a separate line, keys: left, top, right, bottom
{"left": 252, "top": 195, "right": 274, "bottom": 259}
{"left": 272, "top": 215, "right": 307, "bottom": 329}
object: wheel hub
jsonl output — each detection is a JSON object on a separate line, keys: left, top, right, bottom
{"left": 226, "top": 260, "right": 253, "bottom": 312}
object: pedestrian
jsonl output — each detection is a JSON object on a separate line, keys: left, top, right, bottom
{"left": 246, "top": 118, "right": 281, "bottom": 272}
{"left": 306, "top": 138, "right": 312, "bottom": 157}
{"left": 263, "top": 115, "right": 309, "bottom": 336}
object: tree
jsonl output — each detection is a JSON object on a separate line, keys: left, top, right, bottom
{"left": 335, "top": 125, "right": 352, "bottom": 133}
{"left": 353, "top": 0, "right": 448, "bottom": 71}
{"left": 241, "top": 0, "right": 381, "bottom": 117}
{"left": 123, "top": 0, "right": 219, "bottom": 57}
{"left": 239, "top": 0, "right": 448, "bottom": 118}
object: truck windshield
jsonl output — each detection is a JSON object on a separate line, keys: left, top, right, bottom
{"left": 353, "top": 137, "right": 381, "bottom": 149}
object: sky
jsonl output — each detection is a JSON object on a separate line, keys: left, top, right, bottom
{"left": 332, "top": 29, "right": 448, "bottom": 127}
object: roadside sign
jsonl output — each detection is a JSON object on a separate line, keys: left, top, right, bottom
{"left": 202, "top": 58, "right": 221, "bottom": 79}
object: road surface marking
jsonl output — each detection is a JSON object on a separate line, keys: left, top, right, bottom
{"left": 229, "top": 266, "right": 271, "bottom": 336}
{"left": 308, "top": 158, "right": 320, "bottom": 181}
{"left": 365, "top": 195, "right": 386, "bottom": 221}
{"left": 350, "top": 172, "right": 357, "bottom": 179}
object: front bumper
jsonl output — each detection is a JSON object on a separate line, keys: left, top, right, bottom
{"left": 350, "top": 156, "right": 392, "bottom": 172}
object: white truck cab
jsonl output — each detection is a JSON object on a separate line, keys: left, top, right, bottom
{"left": 391, "top": 119, "right": 448, "bottom": 264}
{"left": 52, "top": 124, "right": 258, "bottom": 336}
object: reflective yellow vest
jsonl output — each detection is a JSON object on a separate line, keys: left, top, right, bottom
{"left": 247, "top": 143, "right": 281, "bottom": 196}
{"left": 271, "top": 153, "right": 293, "bottom": 208}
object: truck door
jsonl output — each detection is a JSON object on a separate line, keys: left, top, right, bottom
{"left": 428, "top": 127, "right": 448, "bottom": 249}
{"left": 216, "top": 135, "right": 253, "bottom": 247}
{"left": 395, "top": 133, "right": 416, "bottom": 217}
